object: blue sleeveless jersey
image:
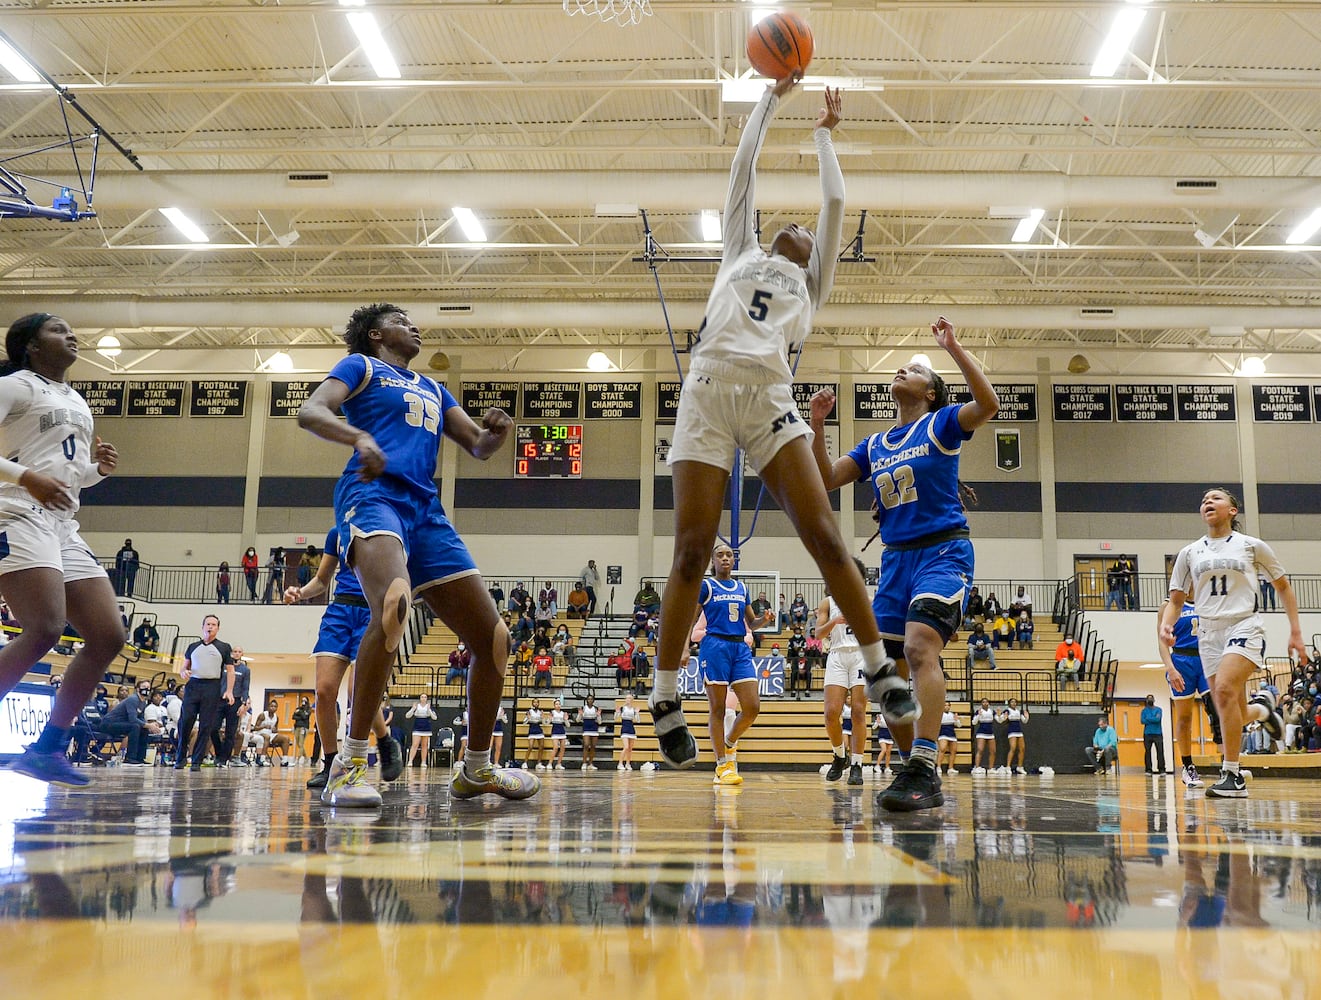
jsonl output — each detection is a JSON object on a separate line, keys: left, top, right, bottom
{"left": 326, "top": 353, "right": 458, "bottom": 499}
{"left": 1171, "top": 601, "right": 1199, "bottom": 650}
{"left": 324, "top": 526, "right": 362, "bottom": 600}
{"left": 700, "top": 578, "right": 750, "bottom": 639}
{"left": 846, "top": 404, "right": 971, "bottom": 545}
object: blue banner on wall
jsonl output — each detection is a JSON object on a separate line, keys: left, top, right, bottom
{"left": 678, "top": 655, "right": 785, "bottom": 698}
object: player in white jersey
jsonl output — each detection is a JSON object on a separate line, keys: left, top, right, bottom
{"left": 1161, "top": 487, "right": 1305, "bottom": 798}
{"left": 0, "top": 313, "right": 126, "bottom": 787}
{"left": 651, "top": 78, "right": 901, "bottom": 772}
{"left": 817, "top": 558, "right": 869, "bottom": 786}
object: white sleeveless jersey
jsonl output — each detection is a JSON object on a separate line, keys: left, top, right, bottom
{"left": 1170, "top": 532, "right": 1285, "bottom": 623}
{"left": 1005, "top": 708, "right": 1024, "bottom": 724}
{"left": 940, "top": 711, "right": 957, "bottom": 727}
{"left": 827, "top": 597, "right": 858, "bottom": 651}
{"left": 620, "top": 706, "right": 638, "bottom": 723}
{"left": 0, "top": 371, "right": 100, "bottom": 519}
{"left": 582, "top": 705, "right": 599, "bottom": 721}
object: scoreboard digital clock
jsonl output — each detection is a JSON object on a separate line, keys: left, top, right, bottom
{"left": 514, "top": 424, "right": 583, "bottom": 479}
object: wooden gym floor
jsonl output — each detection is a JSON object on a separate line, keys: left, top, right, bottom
{"left": 1, "top": 765, "right": 1319, "bottom": 998}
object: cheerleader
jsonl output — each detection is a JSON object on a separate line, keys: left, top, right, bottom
{"left": 549, "top": 699, "right": 568, "bottom": 770}
{"left": 872, "top": 715, "right": 894, "bottom": 776}
{"left": 617, "top": 693, "right": 639, "bottom": 771}
{"left": 1000, "top": 698, "right": 1029, "bottom": 775}
{"left": 578, "top": 695, "right": 601, "bottom": 770}
{"left": 405, "top": 692, "right": 437, "bottom": 768}
{"left": 492, "top": 705, "right": 507, "bottom": 766}
{"left": 937, "top": 701, "right": 959, "bottom": 776}
{"left": 455, "top": 708, "right": 470, "bottom": 764}
{"left": 525, "top": 701, "right": 547, "bottom": 770}
{"left": 971, "top": 698, "right": 996, "bottom": 773}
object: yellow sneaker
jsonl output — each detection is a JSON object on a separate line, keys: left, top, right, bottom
{"left": 714, "top": 760, "right": 742, "bottom": 785}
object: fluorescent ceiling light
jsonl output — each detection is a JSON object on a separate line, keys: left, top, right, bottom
{"left": 587, "top": 351, "right": 614, "bottom": 372}
{"left": 1011, "top": 208, "right": 1045, "bottom": 243}
{"left": 266, "top": 351, "right": 294, "bottom": 373}
{"left": 95, "top": 335, "right": 122, "bottom": 358}
{"left": 910, "top": 353, "right": 933, "bottom": 370}
{"left": 451, "top": 206, "right": 487, "bottom": 242}
{"left": 721, "top": 77, "right": 767, "bottom": 104}
{"left": 1285, "top": 207, "right": 1321, "bottom": 245}
{"left": 1090, "top": 4, "right": 1147, "bottom": 78}
{"left": 340, "top": 2, "right": 400, "bottom": 80}
{"left": 1237, "top": 356, "right": 1266, "bottom": 377}
{"left": 700, "top": 209, "right": 722, "bottom": 242}
{"left": 0, "top": 37, "right": 40, "bottom": 83}
{"left": 802, "top": 77, "right": 885, "bottom": 93}
{"left": 159, "top": 207, "right": 209, "bottom": 243}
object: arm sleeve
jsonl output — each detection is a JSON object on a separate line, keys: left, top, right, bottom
{"left": 721, "top": 90, "right": 779, "bottom": 265}
{"left": 805, "top": 126, "right": 845, "bottom": 307}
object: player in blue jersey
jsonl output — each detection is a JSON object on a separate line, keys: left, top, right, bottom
{"left": 652, "top": 80, "right": 904, "bottom": 772}
{"left": 284, "top": 526, "right": 403, "bottom": 791}
{"left": 810, "top": 316, "right": 999, "bottom": 811}
{"left": 1157, "top": 599, "right": 1222, "bottom": 788}
{"left": 685, "top": 543, "right": 773, "bottom": 785}
{"left": 298, "top": 303, "right": 539, "bottom": 807}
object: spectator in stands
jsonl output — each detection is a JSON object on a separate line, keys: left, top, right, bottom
{"left": 115, "top": 539, "right": 140, "bottom": 597}
{"left": 534, "top": 599, "right": 554, "bottom": 629}
{"left": 48, "top": 674, "right": 62, "bottom": 689}
{"left": 1056, "top": 634, "right": 1084, "bottom": 670}
{"left": 981, "top": 592, "right": 1003, "bottom": 622}
{"left": 786, "top": 626, "right": 808, "bottom": 698}
{"left": 93, "top": 684, "right": 110, "bottom": 716}
{"left": 538, "top": 582, "right": 558, "bottom": 618}
{"left": 1086, "top": 714, "right": 1119, "bottom": 774}
{"left": 99, "top": 684, "right": 148, "bottom": 765}
{"left": 578, "top": 560, "right": 600, "bottom": 616}
{"left": 261, "top": 547, "right": 284, "bottom": 605}
{"left": 511, "top": 608, "right": 533, "bottom": 646}
{"left": 508, "top": 581, "right": 529, "bottom": 614}
{"left": 405, "top": 693, "right": 437, "bottom": 768}
{"left": 292, "top": 697, "right": 312, "bottom": 765}
{"left": 778, "top": 593, "right": 789, "bottom": 630}
{"left": 750, "top": 591, "right": 773, "bottom": 622}
{"left": 991, "top": 611, "right": 1015, "bottom": 650}
{"left": 143, "top": 687, "right": 169, "bottom": 744}
{"left": 963, "top": 586, "right": 984, "bottom": 626}
{"left": 1283, "top": 696, "right": 1305, "bottom": 750}
{"left": 1140, "top": 695, "right": 1166, "bottom": 773}
{"left": 566, "top": 583, "right": 590, "bottom": 619}
{"left": 513, "top": 641, "right": 533, "bottom": 678}
{"left": 1057, "top": 649, "right": 1082, "bottom": 689}
{"left": 610, "top": 643, "right": 635, "bottom": 690}
{"left": 789, "top": 593, "right": 810, "bottom": 627}
{"left": 967, "top": 622, "right": 997, "bottom": 671}
{"left": 1104, "top": 563, "right": 1123, "bottom": 611}
{"left": 1116, "top": 554, "right": 1137, "bottom": 610}
{"left": 1010, "top": 586, "right": 1032, "bottom": 615}
{"left": 446, "top": 642, "right": 471, "bottom": 684}
{"left": 241, "top": 547, "right": 259, "bottom": 602}
{"left": 297, "top": 545, "right": 319, "bottom": 586}
{"left": 633, "top": 580, "right": 661, "bottom": 616}
{"left": 133, "top": 616, "right": 160, "bottom": 653}
{"left": 215, "top": 561, "right": 231, "bottom": 604}
{"left": 804, "top": 627, "right": 824, "bottom": 685}
{"left": 532, "top": 646, "right": 554, "bottom": 689}
{"left": 1257, "top": 571, "right": 1277, "bottom": 612}
{"left": 628, "top": 606, "right": 650, "bottom": 639}
{"left": 552, "top": 624, "right": 575, "bottom": 668}
{"left": 486, "top": 582, "right": 505, "bottom": 609}
{"left": 630, "top": 645, "right": 650, "bottom": 691}
{"left": 531, "top": 625, "right": 551, "bottom": 655}
{"left": 1016, "top": 611, "right": 1035, "bottom": 649}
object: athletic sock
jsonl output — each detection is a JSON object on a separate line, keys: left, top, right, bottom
{"left": 341, "top": 736, "right": 369, "bottom": 762}
{"left": 1181, "top": 755, "right": 1193, "bottom": 768}
{"left": 34, "top": 724, "right": 72, "bottom": 754}
{"left": 910, "top": 738, "right": 939, "bottom": 770}
{"left": 859, "top": 641, "right": 891, "bottom": 674}
{"left": 464, "top": 748, "right": 491, "bottom": 773}
{"left": 832, "top": 743, "right": 846, "bottom": 758}
{"left": 850, "top": 753, "right": 866, "bottom": 766}
{"left": 716, "top": 755, "right": 728, "bottom": 766}
{"left": 653, "top": 671, "right": 678, "bottom": 702}
{"left": 1222, "top": 759, "right": 1240, "bottom": 774}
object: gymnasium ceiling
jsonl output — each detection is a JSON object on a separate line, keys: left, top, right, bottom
{"left": 1, "top": 0, "right": 1321, "bottom": 377}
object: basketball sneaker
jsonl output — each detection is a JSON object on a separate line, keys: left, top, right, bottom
{"left": 320, "top": 756, "right": 383, "bottom": 808}
{"left": 9, "top": 747, "right": 89, "bottom": 788}
{"left": 713, "top": 760, "right": 742, "bottom": 786}
{"left": 863, "top": 656, "right": 919, "bottom": 726}
{"left": 1182, "top": 764, "right": 1204, "bottom": 787}
{"left": 847, "top": 763, "right": 864, "bottom": 786}
{"left": 1249, "top": 690, "right": 1284, "bottom": 745}
{"left": 825, "top": 752, "right": 848, "bottom": 782}
{"left": 379, "top": 737, "right": 404, "bottom": 783}
{"left": 1206, "top": 769, "right": 1247, "bottom": 798}
{"left": 878, "top": 760, "right": 944, "bottom": 812}
{"left": 450, "top": 762, "right": 541, "bottom": 801}
{"left": 648, "top": 694, "right": 697, "bottom": 769}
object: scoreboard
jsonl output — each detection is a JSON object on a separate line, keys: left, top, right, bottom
{"left": 514, "top": 424, "right": 583, "bottom": 479}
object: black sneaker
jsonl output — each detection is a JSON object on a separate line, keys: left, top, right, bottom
{"left": 307, "top": 762, "right": 333, "bottom": 790}
{"left": 825, "top": 753, "right": 847, "bottom": 782}
{"left": 647, "top": 695, "right": 697, "bottom": 769}
{"left": 847, "top": 763, "right": 864, "bottom": 786}
{"left": 878, "top": 761, "right": 944, "bottom": 812}
{"left": 1250, "top": 693, "right": 1284, "bottom": 743}
{"left": 379, "top": 737, "right": 404, "bottom": 782}
{"left": 879, "top": 687, "right": 921, "bottom": 728}
{"left": 1206, "top": 769, "right": 1247, "bottom": 799}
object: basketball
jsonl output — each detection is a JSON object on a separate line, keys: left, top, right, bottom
{"left": 746, "top": 12, "right": 814, "bottom": 80}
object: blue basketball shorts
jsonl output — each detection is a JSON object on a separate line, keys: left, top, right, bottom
{"left": 873, "top": 536, "right": 974, "bottom": 642}
{"left": 1168, "top": 651, "right": 1210, "bottom": 700}
{"left": 700, "top": 637, "right": 757, "bottom": 686}
{"left": 335, "top": 481, "right": 478, "bottom": 594}
{"left": 313, "top": 601, "right": 372, "bottom": 663}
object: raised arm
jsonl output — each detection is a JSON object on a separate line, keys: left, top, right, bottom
{"left": 808, "top": 387, "right": 864, "bottom": 490}
{"left": 806, "top": 88, "right": 844, "bottom": 306}
{"left": 722, "top": 78, "right": 796, "bottom": 264}
{"left": 932, "top": 318, "right": 999, "bottom": 432}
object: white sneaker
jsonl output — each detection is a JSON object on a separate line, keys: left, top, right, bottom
{"left": 555, "top": 763, "right": 565, "bottom": 771}
{"left": 947, "top": 768, "right": 958, "bottom": 775}
{"left": 319, "top": 756, "right": 382, "bottom": 808}
{"left": 535, "top": 763, "right": 546, "bottom": 771}
{"left": 581, "top": 762, "right": 588, "bottom": 770}
{"left": 1015, "top": 767, "right": 1027, "bottom": 775}
{"left": 972, "top": 766, "right": 986, "bottom": 775}
{"left": 588, "top": 764, "right": 598, "bottom": 771}
{"left": 1182, "top": 764, "right": 1203, "bottom": 787}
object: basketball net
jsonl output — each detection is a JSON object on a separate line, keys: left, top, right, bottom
{"left": 563, "top": 0, "right": 651, "bottom": 27}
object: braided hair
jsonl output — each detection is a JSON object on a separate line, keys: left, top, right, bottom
{"left": 2, "top": 313, "right": 53, "bottom": 376}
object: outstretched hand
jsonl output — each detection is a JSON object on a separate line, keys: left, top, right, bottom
{"left": 809, "top": 387, "right": 836, "bottom": 425}
{"left": 771, "top": 74, "right": 802, "bottom": 99}
{"left": 815, "top": 87, "right": 842, "bottom": 130}
{"left": 932, "top": 315, "right": 959, "bottom": 352}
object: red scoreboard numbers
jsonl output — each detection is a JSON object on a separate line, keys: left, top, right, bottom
{"left": 514, "top": 424, "right": 583, "bottom": 479}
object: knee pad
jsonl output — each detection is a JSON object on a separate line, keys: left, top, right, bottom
{"left": 908, "top": 597, "right": 962, "bottom": 644}
{"left": 382, "top": 577, "right": 411, "bottom": 653}
{"left": 1202, "top": 691, "right": 1223, "bottom": 746}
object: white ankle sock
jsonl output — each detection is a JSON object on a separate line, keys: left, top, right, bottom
{"left": 465, "top": 749, "right": 491, "bottom": 772}
{"left": 342, "top": 737, "right": 369, "bottom": 762}
{"left": 653, "top": 671, "right": 678, "bottom": 701}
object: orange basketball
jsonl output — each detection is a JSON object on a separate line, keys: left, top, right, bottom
{"left": 746, "top": 12, "right": 814, "bottom": 80}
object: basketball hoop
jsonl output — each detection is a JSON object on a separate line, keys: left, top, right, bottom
{"left": 563, "top": 0, "right": 652, "bottom": 27}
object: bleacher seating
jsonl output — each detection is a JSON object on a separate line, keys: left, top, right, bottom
{"left": 397, "top": 615, "right": 586, "bottom": 698}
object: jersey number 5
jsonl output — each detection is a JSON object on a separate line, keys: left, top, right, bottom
{"left": 748, "top": 290, "right": 773, "bottom": 322}
{"left": 876, "top": 465, "right": 918, "bottom": 509}
{"left": 402, "top": 392, "right": 441, "bottom": 432}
